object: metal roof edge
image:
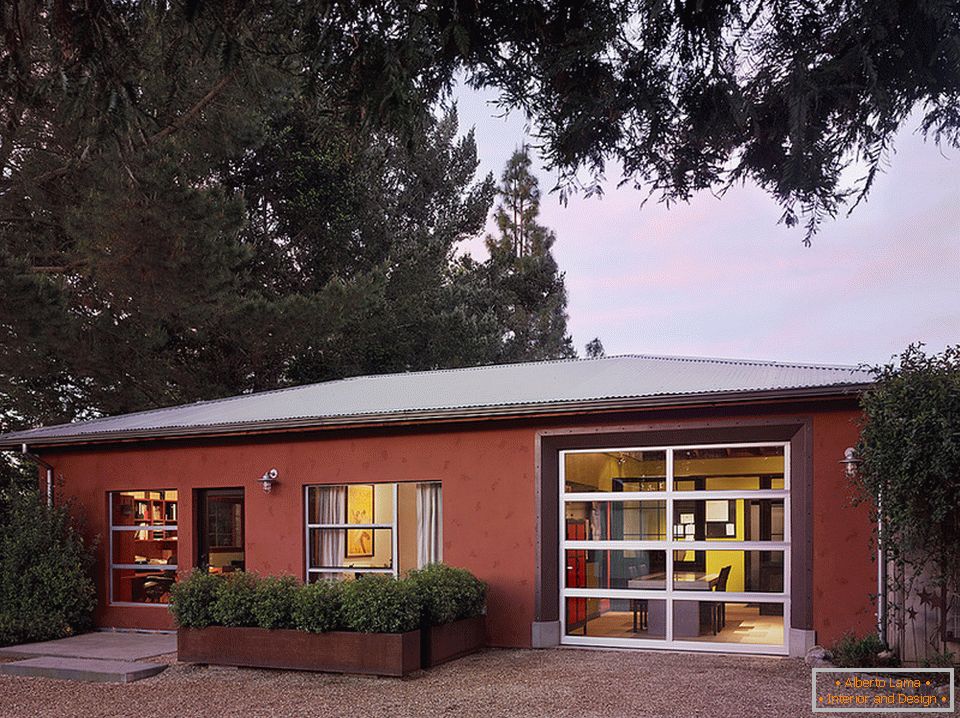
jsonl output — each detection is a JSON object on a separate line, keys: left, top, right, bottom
{"left": 0, "top": 383, "right": 870, "bottom": 451}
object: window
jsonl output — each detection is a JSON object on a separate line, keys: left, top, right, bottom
{"left": 305, "top": 482, "right": 441, "bottom": 582}
{"left": 109, "top": 490, "right": 178, "bottom": 605}
{"left": 561, "top": 444, "right": 789, "bottom": 654}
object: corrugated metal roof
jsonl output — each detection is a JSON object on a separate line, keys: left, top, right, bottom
{"left": 0, "top": 354, "right": 871, "bottom": 447}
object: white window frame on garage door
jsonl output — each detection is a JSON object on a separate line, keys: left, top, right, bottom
{"left": 559, "top": 441, "right": 791, "bottom": 655}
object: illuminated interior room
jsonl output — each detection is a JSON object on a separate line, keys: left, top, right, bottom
{"left": 563, "top": 445, "right": 787, "bottom": 649}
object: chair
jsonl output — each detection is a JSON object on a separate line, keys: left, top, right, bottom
{"left": 627, "top": 565, "right": 648, "bottom": 631}
{"left": 143, "top": 574, "right": 174, "bottom": 603}
{"left": 711, "top": 565, "right": 732, "bottom": 634}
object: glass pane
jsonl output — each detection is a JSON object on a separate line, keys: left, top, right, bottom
{"left": 672, "top": 499, "right": 785, "bottom": 542}
{"left": 112, "top": 568, "right": 176, "bottom": 604}
{"left": 207, "top": 497, "right": 243, "bottom": 548}
{"left": 112, "top": 529, "right": 178, "bottom": 566}
{"left": 564, "top": 451, "right": 666, "bottom": 493}
{"left": 565, "top": 597, "right": 666, "bottom": 640}
{"left": 307, "top": 484, "right": 394, "bottom": 524}
{"left": 565, "top": 501, "right": 666, "bottom": 541}
{"left": 671, "top": 550, "right": 784, "bottom": 593}
{"left": 671, "top": 601, "right": 784, "bottom": 645}
{"left": 111, "top": 490, "right": 177, "bottom": 527}
{"left": 565, "top": 550, "right": 666, "bottom": 590}
{"left": 308, "top": 528, "right": 392, "bottom": 570}
{"left": 673, "top": 446, "right": 784, "bottom": 491}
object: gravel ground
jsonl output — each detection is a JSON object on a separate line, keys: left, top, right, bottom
{"left": 0, "top": 648, "right": 949, "bottom": 718}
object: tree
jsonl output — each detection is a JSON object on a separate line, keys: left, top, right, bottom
{"left": 0, "top": 58, "right": 502, "bottom": 429}
{"left": 483, "top": 147, "right": 576, "bottom": 362}
{"left": 853, "top": 345, "right": 960, "bottom": 657}
{"left": 585, "top": 338, "right": 605, "bottom": 358}
{"left": 2, "top": 2, "right": 958, "bottom": 242}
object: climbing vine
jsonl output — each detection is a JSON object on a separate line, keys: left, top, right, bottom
{"left": 853, "top": 345, "right": 960, "bottom": 659}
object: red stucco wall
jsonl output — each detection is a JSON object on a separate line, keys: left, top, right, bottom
{"left": 39, "top": 401, "right": 875, "bottom": 651}
{"left": 811, "top": 408, "right": 876, "bottom": 647}
{"left": 45, "top": 426, "right": 537, "bottom": 646}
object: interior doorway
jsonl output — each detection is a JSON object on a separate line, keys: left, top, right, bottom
{"left": 196, "top": 488, "right": 245, "bottom": 573}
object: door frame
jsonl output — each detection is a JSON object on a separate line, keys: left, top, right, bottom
{"left": 194, "top": 487, "right": 246, "bottom": 572}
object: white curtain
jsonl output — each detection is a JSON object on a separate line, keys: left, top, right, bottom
{"left": 417, "top": 482, "right": 442, "bottom": 567}
{"left": 311, "top": 486, "right": 346, "bottom": 568}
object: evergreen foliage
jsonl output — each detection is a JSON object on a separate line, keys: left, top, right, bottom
{"left": 0, "top": 492, "right": 96, "bottom": 646}
{"left": 483, "top": 147, "right": 576, "bottom": 362}
{"left": 854, "top": 345, "right": 960, "bottom": 655}
{"left": 2, "top": 1, "right": 955, "bottom": 242}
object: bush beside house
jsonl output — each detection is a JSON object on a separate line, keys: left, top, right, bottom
{"left": 0, "top": 492, "right": 97, "bottom": 646}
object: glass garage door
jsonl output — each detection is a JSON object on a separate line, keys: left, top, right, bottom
{"left": 560, "top": 443, "right": 790, "bottom": 655}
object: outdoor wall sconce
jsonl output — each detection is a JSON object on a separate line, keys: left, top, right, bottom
{"left": 258, "top": 468, "right": 279, "bottom": 493}
{"left": 839, "top": 447, "right": 862, "bottom": 478}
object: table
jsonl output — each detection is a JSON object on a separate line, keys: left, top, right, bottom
{"left": 627, "top": 572, "right": 720, "bottom": 637}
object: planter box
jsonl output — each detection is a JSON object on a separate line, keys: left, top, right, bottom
{"left": 422, "top": 615, "right": 486, "bottom": 668}
{"left": 177, "top": 626, "right": 421, "bottom": 677}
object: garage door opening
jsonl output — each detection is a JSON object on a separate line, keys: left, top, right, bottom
{"left": 560, "top": 443, "right": 790, "bottom": 655}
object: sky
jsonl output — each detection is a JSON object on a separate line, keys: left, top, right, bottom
{"left": 454, "top": 84, "right": 960, "bottom": 368}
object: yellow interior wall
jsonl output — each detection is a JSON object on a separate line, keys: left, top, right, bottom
{"left": 699, "top": 476, "right": 745, "bottom": 593}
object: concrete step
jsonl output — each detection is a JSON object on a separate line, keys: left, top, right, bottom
{"left": 0, "top": 656, "right": 166, "bottom": 683}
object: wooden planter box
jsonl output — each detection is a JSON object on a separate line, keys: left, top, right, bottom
{"left": 177, "top": 626, "right": 421, "bottom": 677}
{"left": 421, "top": 615, "right": 486, "bottom": 668}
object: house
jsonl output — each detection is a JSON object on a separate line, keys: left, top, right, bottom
{"left": 0, "top": 354, "right": 876, "bottom": 656}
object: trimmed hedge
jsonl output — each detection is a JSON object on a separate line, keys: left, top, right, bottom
{"left": 169, "top": 564, "right": 485, "bottom": 634}
{"left": 252, "top": 576, "right": 300, "bottom": 629}
{"left": 408, "top": 563, "right": 486, "bottom": 626}
{"left": 293, "top": 580, "right": 344, "bottom": 633}
{"left": 340, "top": 575, "right": 421, "bottom": 633}
{"left": 211, "top": 572, "right": 259, "bottom": 627}
{"left": 169, "top": 570, "right": 223, "bottom": 628}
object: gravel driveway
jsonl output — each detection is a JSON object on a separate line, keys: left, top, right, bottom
{"left": 0, "top": 647, "right": 941, "bottom": 717}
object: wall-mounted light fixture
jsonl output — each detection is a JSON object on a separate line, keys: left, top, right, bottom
{"left": 839, "top": 447, "right": 862, "bottom": 478}
{"left": 258, "top": 468, "right": 279, "bottom": 493}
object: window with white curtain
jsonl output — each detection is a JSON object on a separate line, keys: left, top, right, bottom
{"left": 305, "top": 482, "right": 441, "bottom": 582}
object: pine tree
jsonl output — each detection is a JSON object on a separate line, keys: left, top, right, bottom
{"left": 484, "top": 147, "right": 576, "bottom": 362}
{"left": 585, "top": 338, "right": 605, "bottom": 358}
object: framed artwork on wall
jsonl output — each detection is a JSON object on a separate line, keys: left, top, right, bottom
{"left": 346, "top": 484, "right": 375, "bottom": 558}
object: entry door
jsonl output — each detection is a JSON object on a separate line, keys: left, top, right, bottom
{"left": 196, "top": 488, "right": 245, "bottom": 573}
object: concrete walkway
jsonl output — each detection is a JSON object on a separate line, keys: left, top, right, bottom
{"left": 0, "top": 631, "right": 175, "bottom": 662}
{"left": 0, "top": 631, "right": 175, "bottom": 683}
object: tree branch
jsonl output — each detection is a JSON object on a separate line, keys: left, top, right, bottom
{"left": 145, "top": 71, "right": 237, "bottom": 146}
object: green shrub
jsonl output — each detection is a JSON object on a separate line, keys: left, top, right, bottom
{"left": 831, "top": 632, "right": 899, "bottom": 667}
{"left": 340, "top": 575, "right": 421, "bottom": 633}
{"left": 211, "top": 572, "right": 259, "bottom": 627}
{"left": 169, "top": 570, "right": 224, "bottom": 628}
{"left": 408, "top": 563, "right": 486, "bottom": 625}
{"left": 251, "top": 575, "right": 300, "bottom": 629}
{"left": 292, "top": 580, "right": 344, "bottom": 633}
{"left": 0, "top": 491, "right": 97, "bottom": 646}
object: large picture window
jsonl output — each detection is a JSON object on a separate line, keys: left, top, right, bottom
{"left": 109, "top": 490, "right": 178, "bottom": 605}
{"left": 561, "top": 443, "right": 789, "bottom": 654}
{"left": 305, "top": 482, "right": 441, "bottom": 582}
